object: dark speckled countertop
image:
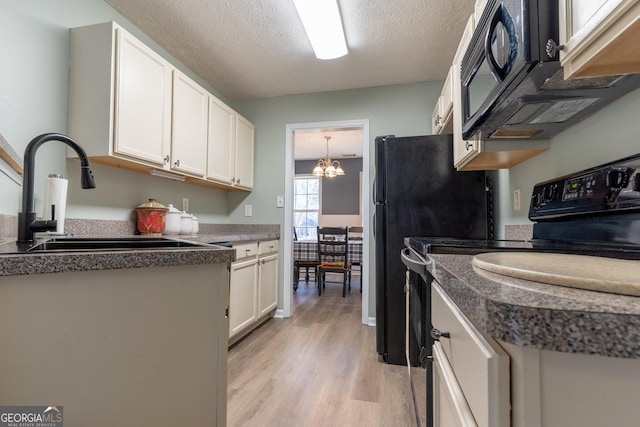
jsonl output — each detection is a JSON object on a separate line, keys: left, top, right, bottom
{"left": 424, "top": 252, "right": 640, "bottom": 359}
{"left": 0, "top": 223, "right": 280, "bottom": 277}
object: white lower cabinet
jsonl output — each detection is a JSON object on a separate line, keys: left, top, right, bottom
{"left": 228, "top": 243, "right": 259, "bottom": 338}
{"left": 229, "top": 240, "right": 279, "bottom": 344}
{"left": 258, "top": 240, "right": 279, "bottom": 317}
{"left": 431, "top": 282, "right": 510, "bottom": 427}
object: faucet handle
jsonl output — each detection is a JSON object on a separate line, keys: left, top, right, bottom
{"left": 30, "top": 218, "right": 57, "bottom": 233}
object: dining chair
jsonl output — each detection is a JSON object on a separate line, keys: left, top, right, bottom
{"left": 317, "top": 226, "right": 351, "bottom": 297}
{"left": 293, "top": 227, "right": 318, "bottom": 291}
{"left": 348, "top": 226, "right": 363, "bottom": 293}
{"left": 348, "top": 226, "right": 363, "bottom": 240}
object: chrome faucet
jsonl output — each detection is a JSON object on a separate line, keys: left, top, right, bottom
{"left": 17, "top": 133, "right": 96, "bottom": 245}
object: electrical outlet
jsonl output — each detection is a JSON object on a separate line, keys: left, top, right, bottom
{"left": 276, "top": 196, "right": 284, "bottom": 208}
{"left": 182, "top": 197, "right": 189, "bottom": 212}
{"left": 513, "top": 188, "right": 521, "bottom": 211}
{"left": 244, "top": 204, "right": 253, "bottom": 217}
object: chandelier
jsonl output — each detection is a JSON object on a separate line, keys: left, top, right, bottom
{"left": 312, "top": 136, "right": 345, "bottom": 178}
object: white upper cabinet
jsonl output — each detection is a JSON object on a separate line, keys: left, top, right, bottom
{"left": 206, "top": 99, "right": 255, "bottom": 190}
{"left": 559, "top": 0, "right": 640, "bottom": 79}
{"left": 452, "top": 16, "right": 479, "bottom": 168}
{"left": 68, "top": 21, "right": 255, "bottom": 191}
{"left": 69, "top": 22, "right": 172, "bottom": 169}
{"left": 207, "top": 96, "right": 235, "bottom": 185}
{"left": 171, "top": 70, "right": 208, "bottom": 177}
{"left": 114, "top": 28, "right": 172, "bottom": 166}
{"left": 234, "top": 114, "right": 255, "bottom": 190}
{"left": 432, "top": 65, "right": 454, "bottom": 135}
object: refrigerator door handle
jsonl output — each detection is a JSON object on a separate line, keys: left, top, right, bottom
{"left": 373, "top": 211, "right": 376, "bottom": 240}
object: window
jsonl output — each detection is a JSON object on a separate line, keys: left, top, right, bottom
{"left": 294, "top": 176, "right": 320, "bottom": 240}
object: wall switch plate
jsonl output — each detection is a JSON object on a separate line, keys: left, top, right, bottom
{"left": 244, "top": 204, "right": 253, "bottom": 217}
{"left": 276, "top": 195, "right": 284, "bottom": 208}
{"left": 182, "top": 197, "right": 189, "bottom": 212}
{"left": 513, "top": 188, "right": 521, "bottom": 211}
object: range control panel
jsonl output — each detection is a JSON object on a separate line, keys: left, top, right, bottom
{"left": 529, "top": 154, "right": 640, "bottom": 221}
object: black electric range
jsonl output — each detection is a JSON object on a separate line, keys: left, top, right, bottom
{"left": 409, "top": 152, "right": 640, "bottom": 260}
{"left": 404, "top": 152, "right": 640, "bottom": 427}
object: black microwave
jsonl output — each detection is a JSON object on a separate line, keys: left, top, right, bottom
{"left": 461, "top": 0, "right": 640, "bottom": 140}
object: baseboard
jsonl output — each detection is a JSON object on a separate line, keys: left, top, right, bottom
{"left": 274, "top": 309, "right": 286, "bottom": 318}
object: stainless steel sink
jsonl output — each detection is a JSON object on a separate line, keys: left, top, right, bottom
{"left": 26, "top": 237, "right": 209, "bottom": 252}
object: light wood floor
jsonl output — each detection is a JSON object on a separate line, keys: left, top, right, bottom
{"left": 227, "top": 277, "right": 417, "bottom": 427}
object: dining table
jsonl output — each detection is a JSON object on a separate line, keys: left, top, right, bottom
{"left": 293, "top": 239, "right": 363, "bottom": 291}
{"left": 293, "top": 239, "right": 363, "bottom": 263}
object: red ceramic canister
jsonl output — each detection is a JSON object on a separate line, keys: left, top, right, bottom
{"left": 135, "top": 199, "right": 168, "bottom": 235}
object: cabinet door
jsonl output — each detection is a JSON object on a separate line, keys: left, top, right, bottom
{"left": 432, "top": 282, "right": 510, "bottom": 427}
{"left": 559, "top": 0, "right": 640, "bottom": 78}
{"left": 258, "top": 253, "right": 278, "bottom": 317}
{"left": 229, "top": 257, "right": 258, "bottom": 338}
{"left": 432, "top": 95, "right": 444, "bottom": 134}
{"left": 207, "top": 96, "right": 235, "bottom": 185}
{"left": 452, "top": 16, "right": 480, "bottom": 168}
{"left": 433, "top": 342, "right": 478, "bottom": 427}
{"left": 171, "top": 71, "right": 208, "bottom": 176}
{"left": 234, "top": 114, "right": 255, "bottom": 190}
{"left": 114, "top": 28, "right": 172, "bottom": 166}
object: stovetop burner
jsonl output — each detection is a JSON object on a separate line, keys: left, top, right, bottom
{"left": 408, "top": 237, "right": 640, "bottom": 260}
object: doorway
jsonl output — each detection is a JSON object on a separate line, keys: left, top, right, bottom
{"left": 281, "top": 119, "right": 370, "bottom": 324}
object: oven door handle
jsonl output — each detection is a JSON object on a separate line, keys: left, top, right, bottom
{"left": 484, "top": 4, "right": 517, "bottom": 82}
{"left": 401, "top": 247, "right": 427, "bottom": 276}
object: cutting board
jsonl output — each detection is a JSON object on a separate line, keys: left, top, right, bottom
{"left": 472, "top": 252, "right": 640, "bottom": 296}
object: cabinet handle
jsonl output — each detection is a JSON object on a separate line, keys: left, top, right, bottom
{"left": 164, "top": 155, "right": 170, "bottom": 163}
{"left": 430, "top": 328, "right": 450, "bottom": 341}
{"left": 465, "top": 141, "right": 472, "bottom": 151}
{"left": 236, "top": 178, "right": 240, "bottom": 185}
{"left": 545, "top": 38, "right": 564, "bottom": 59}
{"left": 435, "top": 115, "right": 441, "bottom": 126}
{"left": 231, "top": 177, "right": 236, "bottom": 184}
{"left": 174, "top": 159, "right": 180, "bottom": 167}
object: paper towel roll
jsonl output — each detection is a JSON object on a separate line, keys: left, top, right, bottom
{"left": 43, "top": 174, "right": 68, "bottom": 234}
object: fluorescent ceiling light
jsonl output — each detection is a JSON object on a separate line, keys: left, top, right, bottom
{"left": 293, "top": 0, "right": 348, "bottom": 60}
{"left": 149, "top": 168, "right": 185, "bottom": 182}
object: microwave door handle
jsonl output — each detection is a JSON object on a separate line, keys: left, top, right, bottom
{"left": 484, "top": 5, "right": 516, "bottom": 82}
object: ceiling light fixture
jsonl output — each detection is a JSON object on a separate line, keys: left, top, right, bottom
{"left": 293, "top": 0, "right": 348, "bottom": 60}
{"left": 312, "top": 136, "right": 345, "bottom": 178}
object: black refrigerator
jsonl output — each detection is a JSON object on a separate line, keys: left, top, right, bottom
{"left": 374, "top": 134, "right": 489, "bottom": 365}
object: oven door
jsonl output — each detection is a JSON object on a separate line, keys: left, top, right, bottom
{"left": 401, "top": 247, "right": 433, "bottom": 427}
{"left": 461, "top": 0, "right": 526, "bottom": 139}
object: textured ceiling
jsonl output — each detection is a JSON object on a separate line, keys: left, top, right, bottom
{"left": 294, "top": 128, "right": 364, "bottom": 161}
{"left": 104, "top": 0, "right": 475, "bottom": 100}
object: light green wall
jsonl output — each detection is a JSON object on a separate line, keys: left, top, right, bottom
{"left": 0, "top": 0, "right": 230, "bottom": 223}
{"left": 493, "top": 87, "right": 640, "bottom": 235}
{"left": 231, "top": 83, "right": 442, "bottom": 315}
{"left": 230, "top": 83, "right": 441, "bottom": 223}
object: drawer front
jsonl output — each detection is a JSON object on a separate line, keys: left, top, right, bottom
{"left": 431, "top": 282, "right": 510, "bottom": 427}
{"left": 233, "top": 242, "right": 258, "bottom": 260}
{"left": 258, "top": 239, "right": 278, "bottom": 255}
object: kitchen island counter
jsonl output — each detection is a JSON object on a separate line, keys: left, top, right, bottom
{"left": 426, "top": 253, "right": 640, "bottom": 359}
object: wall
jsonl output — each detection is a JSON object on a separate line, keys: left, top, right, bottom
{"left": 0, "top": 0, "right": 230, "bottom": 223}
{"left": 493, "top": 87, "right": 640, "bottom": 236}
{"left": 231, "top": 83, "right": 441, "bottom": 315}
{"left": 295, "top": 158, "right": 363, "bottom": 216}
